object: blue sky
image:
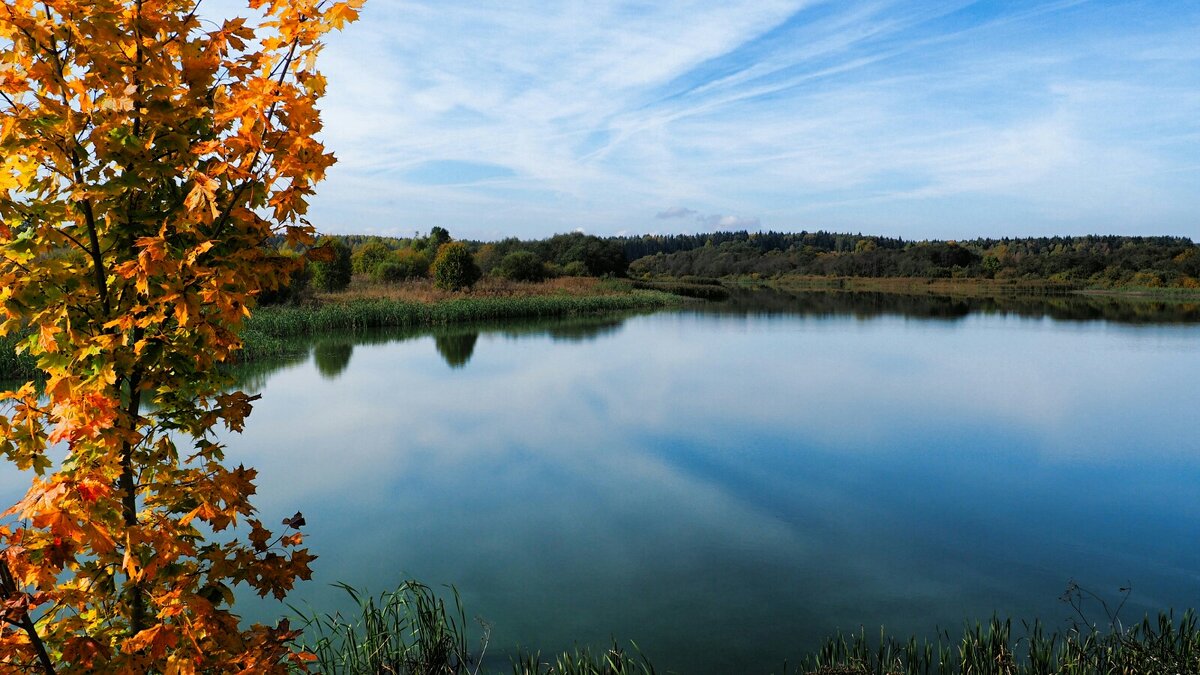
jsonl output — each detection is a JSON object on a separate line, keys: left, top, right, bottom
{"left": 281, "top": 1, "right": 1199, "bottom": 240}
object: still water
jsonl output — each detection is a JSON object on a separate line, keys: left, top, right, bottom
{"left": 228, "top": 291, "right": 1200, "bottom": 673}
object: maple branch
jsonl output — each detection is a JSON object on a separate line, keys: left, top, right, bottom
{"left": 14, "top": 17, "right": 112, "bottom": 318}
{"left": 118, "top": 361, "right": 147, "bottom": 634}
{"left": 210, "top": 28, "right": 305, "bottom": 242}
{"left": 0, "top": 558, "right": 56, "bottom": 675}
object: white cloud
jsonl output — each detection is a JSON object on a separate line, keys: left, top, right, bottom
{"left": 240, "top": 0, "right": 1200, "bottom": 239}
{"left": 698, "top": 214, "right": 762, "bottom": 229}
{"left": 656, "top": 207, "right": 698, "bottom": 219}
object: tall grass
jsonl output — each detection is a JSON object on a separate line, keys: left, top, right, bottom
{"left": 246, "top": 292, "right": 679, "bottom": 341}
{"left": 799, "top": 611, "right": 1200, "bottom": 674}
{"left": 293, "top": 582, "right": 1200, "bottom": 675}
{"left": 293, "top": 581, "right": 657, "bottom": 675}
{"left": 0, "top": 332, "right": 39, "bottom": 382}
{"left": 295, "top": 581, "right": 481, "bottom": 674}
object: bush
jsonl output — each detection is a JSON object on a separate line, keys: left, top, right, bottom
{"left": 372, "top": 249, "right": 429, "bottom": 282}
{"left": 561, "top": 260, "right": 588, "bottom": 277}
{"left": 432, "top": 242, "right": 481, "bottom": 291}
{"left": 493, "top": 251, "right": 547, "bottom": 282}
{"left": 310, "top": 236, "right": 352, "bottom": 292}
{"left": 352, "top": 241, "right": 393, "bottom": 275}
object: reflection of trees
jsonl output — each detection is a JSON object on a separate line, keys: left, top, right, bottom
{"left": 711, "top": 288, "right": 1200, "bottom": 324}
{"left": 314, "top": 342, "right": 354, "bottom": 379}
{"left": 228, "top": 347, "right": 311, "bottom": 392}
{"left": 434, "top": 333, "right": 478, "bottom": 368}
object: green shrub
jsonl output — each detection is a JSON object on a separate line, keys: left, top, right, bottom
{"left": 493, "top": 251, "right": 548, "bottom": 282}
{"left": 310, "top": 237, "right": 353, "bottom": 292}
{"left": 351, "top": 241, "right": 393, "bottom": 275}
{"left": 561, "top": 260, "right": 588, "bottom": 277}
{"left": 373, "top": 250, "right": 429, "bottom": 282}
{"left": 431, "top": 242, "right": 481, "bottom": 291}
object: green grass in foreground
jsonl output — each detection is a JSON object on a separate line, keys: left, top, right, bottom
{"left": 294, "top": 581, "right": 1200, "bottom": 675}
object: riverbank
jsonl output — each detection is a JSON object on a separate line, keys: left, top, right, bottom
{"left": 297, "top": 580, "right": 1200, "bottom": 675}
{"left": 240, "top": 277, "right": 682, "bottom": 361}
{"left": 716, "top": 274, "right": 1200, "bottom": 301}
{"left": 0, "top": 278, "right": 683, "bottom": 379}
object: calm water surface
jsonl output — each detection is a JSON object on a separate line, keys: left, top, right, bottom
{"left": 225, "top": 291, "right": 1200, "bottom": 674}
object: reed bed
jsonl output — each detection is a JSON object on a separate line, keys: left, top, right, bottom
{"left": 0, "top": 332, "right": 39, "bottom": 382}
{"left": 293, "top": 581, "right": 658, "bottom": 675}
{"left": 325, "top": 276, "right": 624, "bottom": 303}
{"left": 292, "top": 581, "right": 1200, "bottom": 675}
{"left": 245, "top": 292, "right": 679, "bottom": 341}
{"left": 799, "top": 611, "right": 1200, "bottom": 675}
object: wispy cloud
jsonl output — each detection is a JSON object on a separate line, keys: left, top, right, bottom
{"left": 254, "top": 0, "right": 1200, "bottom": 239}
{"left": 656, "top": 207, "right": 698, "bottom": 219}
{"left": 698, "top": 214, "right": 762, "bottom": 230}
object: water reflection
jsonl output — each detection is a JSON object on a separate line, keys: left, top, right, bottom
{"left": 713, "top": 287, "right": 1200, "bottom": 323}
{"left": 230, "top": 312, "right": 654, "bottom": 382}
{"left": 313, "top": 341, "right": 354, "bottom": 379}
{"left": 217, "top": 290, "right": 1200, "bottom": 675}
{"left": 434, "top": 332, "right": 478, "bottom": 368}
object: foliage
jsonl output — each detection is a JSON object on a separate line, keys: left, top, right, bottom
{"left": 432, "top": 242, "right": 482, "bottom": 291}
{"left": 351, "top": 241, "right": 393, "bottom": 275}
{"left": 0, "top": 0, "right": 361, "bottom": 671}
{"left": 623, "top": 232, "right": 1200, "bottom": 286}
{"left": 533, "top": 233, "right": 627, "bottom": 277}
{"left": 474, "top": 243, "right": 502, "bottom": 275}
{"left": 413, "top": 226, "right": 452, "bottom": 253}
{"left": 493, "top": 251, "right": 548, "bottom": 282}
{"left": 311, "top": 236, "right": 353, "bottom": 292}
{"left": 429, "top": 226, "right": 452, "bottom": 249}
{"left": 462, "top": 234, "right": 627, "bottom": 278}
{"left": 259, "top": 249, "right": 313, "bottom": 306}
{"left": 373, "top": 248, "right": 430, "bottom": 282}
{"left": 561, "top": 260, "right": 588, "bottom": 277}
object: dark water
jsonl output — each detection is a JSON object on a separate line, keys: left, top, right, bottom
{"left": 217, "top": 291, "right": 1200, "bottom": 673}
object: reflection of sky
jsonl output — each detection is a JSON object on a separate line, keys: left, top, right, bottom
{"left": 8, "top": 308, "right": 1193, "bottom": 674}
{"left": 226, "top": 310, "right": 1200, "bottom": 673}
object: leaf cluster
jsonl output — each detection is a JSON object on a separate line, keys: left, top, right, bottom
{"left": 0, "top": 0, "right": 362, "bottom": 670}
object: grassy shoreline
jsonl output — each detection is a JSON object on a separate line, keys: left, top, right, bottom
{"left": 238, "top": 285, "right": 682, "bottom": 362}
{"left": 716, "top": 274, "right": 1200, "bottom": 302}
{"left": 296, "top": 580, "right": 1200, "bottom": 674}
{"left": 5, "top": 274, "right": 1199, "bottom": 380}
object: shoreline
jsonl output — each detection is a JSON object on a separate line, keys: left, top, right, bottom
{"left": 716, "top": 274, "right": 1200, "bottom": 301}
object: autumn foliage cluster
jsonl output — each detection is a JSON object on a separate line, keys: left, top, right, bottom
{"left": 0, "top": 0, "right": 361, "bottom": 671}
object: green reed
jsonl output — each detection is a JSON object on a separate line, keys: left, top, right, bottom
{"left": 799, "top": 611, "right": 1200, "bottom": 675}
{"left": 0, "top": 331, "right": 39, "bottom": 382}
{"left": 245, "top": 292, "right": 679, "bottom": 340}
{"left": 292, "top": 582, "right": 1200, "bottom": 675}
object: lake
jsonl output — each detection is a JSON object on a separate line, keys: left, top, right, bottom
{"left": 227, "top": 289, "right": 1200, "bottom": 674}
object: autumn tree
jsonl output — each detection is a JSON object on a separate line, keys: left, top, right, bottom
{"left": 431, "top": 242, "right": 480, "bottom": 291}
{"left": 0, "top": 0, "right": 362, "bottom": 672}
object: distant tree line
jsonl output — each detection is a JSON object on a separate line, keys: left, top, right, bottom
{"left": 623, "top": 233, "right": 1200, "bottom": 287}
{"left": 264, "top": 229, "right": 1200, "bottom": 304}
{"left": 261, "top": 229, "right": 631, "bottom": 303}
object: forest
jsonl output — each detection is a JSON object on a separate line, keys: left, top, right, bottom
{"left": 317, "top": 229, "right": 1200, "bottom": 291}
{"left": 620, "top": 232, "right": 1200, "bottom": 287}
